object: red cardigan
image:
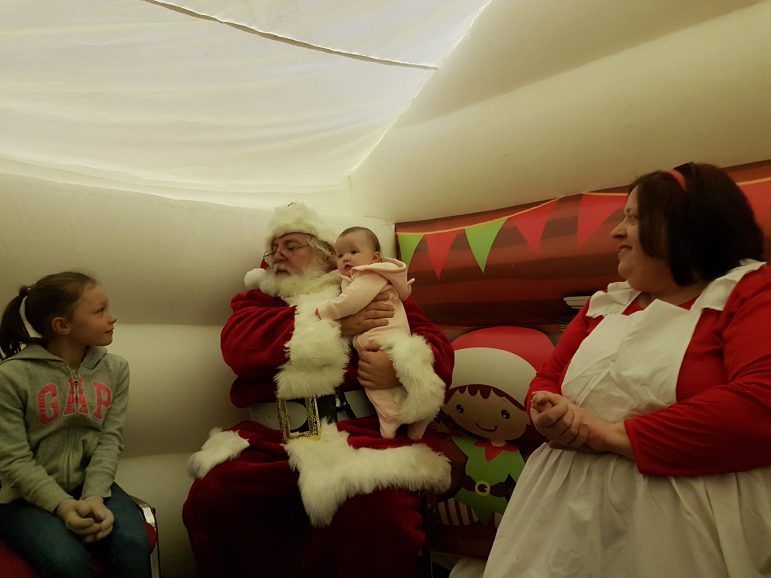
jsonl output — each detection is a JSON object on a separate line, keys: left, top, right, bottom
{"left": 528, "top": 266, "right": 771, "bottom": 477}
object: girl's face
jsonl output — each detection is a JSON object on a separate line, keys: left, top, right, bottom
{"left": 334, "top": 231, "right": 380, "bottom": 276}
{"left": 64, "top": 284, "right": 117, "bottom": 347}
{"left": 610, "top": 187, "right": 673, "bottom": 293}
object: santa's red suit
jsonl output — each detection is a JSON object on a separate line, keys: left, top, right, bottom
{"left": 182, "top": 267, "right": 454, "bottom": 578}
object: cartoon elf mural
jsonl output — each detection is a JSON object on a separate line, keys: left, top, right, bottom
{"left": 435, "top": 327, "right": 554, "bottom": 528}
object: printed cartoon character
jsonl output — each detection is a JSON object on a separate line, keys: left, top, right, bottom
{"left": 435, "top": 327, "right": 554, "bottom": 528}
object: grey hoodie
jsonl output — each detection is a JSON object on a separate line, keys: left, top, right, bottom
{"left": 0, "top": 344, "right": 129, "bottom": 512}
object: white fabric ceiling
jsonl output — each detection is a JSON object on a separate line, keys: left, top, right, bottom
{"left": 3, "top": 0, "right": 770, "bottom": 224}
{"left": 0, "top": 0, "right": 489, "bottom": 207}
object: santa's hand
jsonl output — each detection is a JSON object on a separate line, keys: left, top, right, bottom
{"left": 339, "top": 293, "right": 393, "bottom": 337}
{"left": 357, "top": 343, "right": 400, "bottom": 390}
{"left": 431, "top": 420, "right": 451, "bottom": 434}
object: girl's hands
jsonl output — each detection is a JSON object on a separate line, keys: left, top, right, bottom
{"left": 56, "top": 496, "right": 114, "bottom": 542}
{"left": 56, "top": 498, "right": 100, "bottom": 540}
{"left": 82, "top": 496, "right": 115, "bottom": 542}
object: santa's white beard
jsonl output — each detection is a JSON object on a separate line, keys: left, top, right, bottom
{"left": 259, "top": 264, "right": 339, "bottom": 300}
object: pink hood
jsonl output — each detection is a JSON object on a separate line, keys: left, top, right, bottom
{"left": 351, "top": 257, "right": 412, "bottom": 301}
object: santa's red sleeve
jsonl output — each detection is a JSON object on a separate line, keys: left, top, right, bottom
{"left": 626, "top": 267, "right": 771, "bottom": 476}
{"left": 221, "top": 290, "right": 294, "bottom": 377}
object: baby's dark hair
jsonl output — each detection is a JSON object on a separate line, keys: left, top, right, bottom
{"left": 0, "top": 271, "right": 97, "bottom": 359}
{"left": 338, "top": 226, "right": 381, "bottom": 252}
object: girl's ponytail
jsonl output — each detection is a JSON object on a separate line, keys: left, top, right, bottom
{"left": 0, "top": 286, "right": 41, "bottom": 359}
{"left": 0, "top": 272, "right": 96, "bottom": 360}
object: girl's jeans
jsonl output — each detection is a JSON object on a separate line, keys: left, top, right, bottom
{"left": 0, "top": 482, "right": 150, "bottom": 578}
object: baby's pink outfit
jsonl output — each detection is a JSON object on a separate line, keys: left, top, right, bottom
{"left": 317, "top": 258, "right": 443, "bottom": 439}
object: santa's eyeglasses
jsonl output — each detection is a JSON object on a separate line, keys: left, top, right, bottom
{"left": 262, "top": 243, "right": 310, "bottom": 264}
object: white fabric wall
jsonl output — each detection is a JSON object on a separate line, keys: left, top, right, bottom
{"left": 351, "top": 0, "right": 771, "bottom": 222}
{"left": 1, "top": 174, "right": 394, "bottom": 324}
{"left": 109, "top": 324, "right": 240, "bottom": 578}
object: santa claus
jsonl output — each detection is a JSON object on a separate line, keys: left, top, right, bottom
{"left": 183, "top": 202, "right": 454, "bottom": 578}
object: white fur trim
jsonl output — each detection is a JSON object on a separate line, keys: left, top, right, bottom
{"left": 188, "top": 428, "right": 250, "bottom": 479}
{"left": 275, "top": 278, "right": 351, "bottom": 398}
{"left": 265, "top": 202, "right": 338, "bottom": 253}
{"left": 285, "top": 423, "right": 451, "bottom": 526}
{"left": 244, "top": 267, "right": 267, "bottom": 290}
{"left": 379, "top": 334, "right": 446, "bottom": 423}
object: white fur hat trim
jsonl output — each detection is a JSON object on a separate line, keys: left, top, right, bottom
{"left": 265, "top": 202, "right": 337, "bottom": 253}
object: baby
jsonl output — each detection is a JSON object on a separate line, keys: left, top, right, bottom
{"left": 317, "top": 227, "right": 444, "bottom": 439}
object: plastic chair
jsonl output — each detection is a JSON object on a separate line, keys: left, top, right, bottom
{"left": 0, "top": 495, "right": 160, "bottom": 578}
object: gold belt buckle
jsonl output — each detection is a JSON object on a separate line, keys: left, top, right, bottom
{"left": 276, "top": 396, "right": 322, "bottom": 442}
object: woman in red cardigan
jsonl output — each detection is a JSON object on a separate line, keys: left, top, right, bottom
{"left": 486, "top": 163, "right": 771, "bottom": 578}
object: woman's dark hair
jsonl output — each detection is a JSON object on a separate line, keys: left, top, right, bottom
{"left": 631, "top": 162, "right": 764, "bottom": 285}
{"left": 0, "top": 271, "right": 96, "bottom": 359}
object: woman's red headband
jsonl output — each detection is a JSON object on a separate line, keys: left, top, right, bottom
{"left": 667, "top": 168, "right": 687, "bottom": 191}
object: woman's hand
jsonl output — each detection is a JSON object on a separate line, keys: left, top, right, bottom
{"left": 530, "top": 392, "right": 591, "bottom": 449}
{"left": 357, "top": 342, "right": 400, "bottom": 390}
{"left": 530, "top": 391, "right": 634, "bottom": 460}
{"left": 338, "top": 292, "right": 393, "bottom": 337}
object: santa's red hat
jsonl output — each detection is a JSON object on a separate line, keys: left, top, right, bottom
{"left": 450, "top": 327, "right": 554, "bottom": 404}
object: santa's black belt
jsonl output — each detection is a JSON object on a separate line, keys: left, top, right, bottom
{"left": 248, "top": 389, "right": 374, "bottom": 439}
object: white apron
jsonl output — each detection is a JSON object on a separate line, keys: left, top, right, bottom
{"left": 485, "top": 261, "right": 771, "bottom": 578}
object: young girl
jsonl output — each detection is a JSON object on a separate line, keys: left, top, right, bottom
{"left": 0, "top": 272, "right": 150, "bottom": 578}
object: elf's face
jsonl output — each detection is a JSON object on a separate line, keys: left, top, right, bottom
{"left": 446, "top": 387, "right": 528, "bottom": 443}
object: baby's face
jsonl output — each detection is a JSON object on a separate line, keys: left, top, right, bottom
{"left": 334, "top": 231, "right": 380, "bottom": 275}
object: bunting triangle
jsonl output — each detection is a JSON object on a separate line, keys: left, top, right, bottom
{"left": 465, "top": 218, "right": 507, "bottom": 272}
{"left": 396, "top": 233, "right": 424, "bottom": 267}
{"left": 425, "top": 230, "right": 459, "bottom": 279}
{"left": 577, "top": 194, "right": 626, "bottom": 245}
{"left": 740, "top": 180, "right": 771, "bottom": 223}
{"left": 510, "top": 200, "right": 557, "bottom": 253}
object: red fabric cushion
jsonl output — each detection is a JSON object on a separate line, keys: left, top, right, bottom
{"left": 0, "top": 539, "right": 38, "bottom": 578}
